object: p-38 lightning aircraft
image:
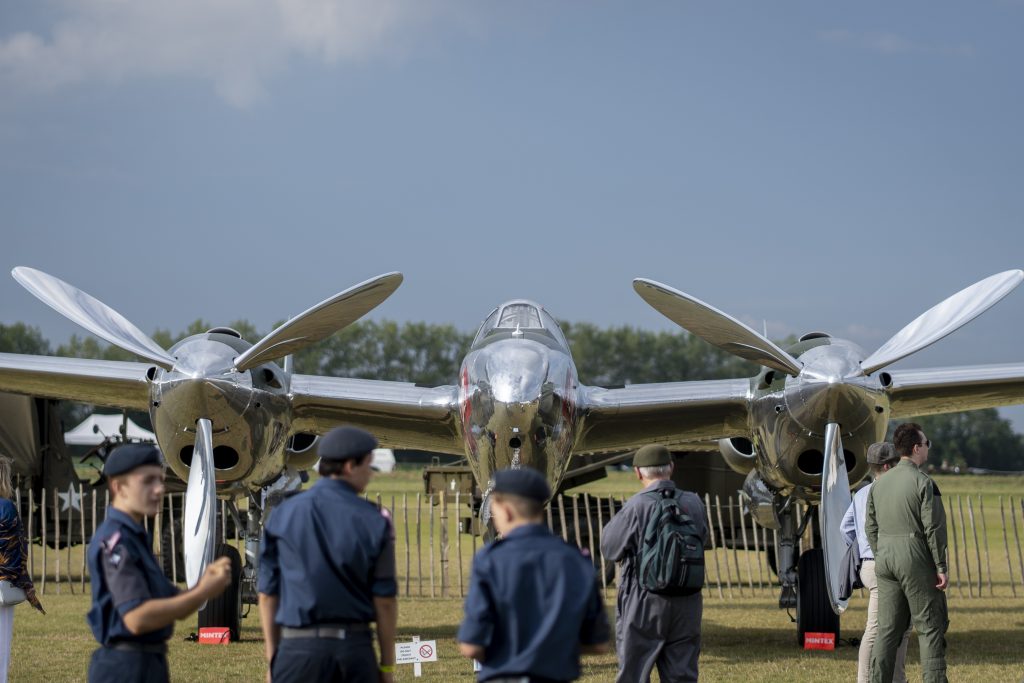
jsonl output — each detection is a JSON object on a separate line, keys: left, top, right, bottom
{"left": 2, "top": 266, "right": 1023, "bottom": 642}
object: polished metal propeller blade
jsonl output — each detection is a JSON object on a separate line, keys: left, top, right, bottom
{"left": 12, "top": 266, "right": 176, "bottom": 371}
{"left": 820, "top": 422, "right": 852, "bottom": 616}
{"left": 861, "top": 269, "right": 1024, "bottom": 375}
{"left": 183, "top": 418, "right": 217, "bottom": 595}
{"left": 233, "top": 272, "right": 404, "bottom": 372}
{"left": 633, "top": 278, "right": 802, "bottom": 376}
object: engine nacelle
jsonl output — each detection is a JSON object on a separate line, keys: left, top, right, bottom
{"left": 285, "top": 433, "right": 320, "bottom": 470}
{"left": 718, "top": 437, "right": 757, "bottom": 475}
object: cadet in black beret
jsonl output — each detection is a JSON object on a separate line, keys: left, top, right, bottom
{"left": 458, "top": 468, "right": 610, "bottom": 680}
{"left": 259, "top": 425, "right": 397, "bottom": 682}
{"left": 492, "top": 467, "right": 551, "bottom": 503}
{"left": 87, "top": 442, "right": 232, "bottom": 683}
{"left": 317, "top": 425, "right": 379, "bottom": 462}
{"left": 102, "top": 443, "right": 164, "bottom": 478}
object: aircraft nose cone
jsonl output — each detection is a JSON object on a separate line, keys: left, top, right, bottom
{"left": 486, "top": 341, "right": 548, "bottom": 403}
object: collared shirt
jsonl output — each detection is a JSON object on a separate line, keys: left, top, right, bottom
{"left": 258, "top": 477, "right": 396, "bottom": 627}
{"left": 458, "top": 523, "right": 609, "bottom": 682}
{"left": 841, "top": 482, "right": 875, "bottom": 561}
{"left": 86, "top": 507, "right": 180, "bottom": 645}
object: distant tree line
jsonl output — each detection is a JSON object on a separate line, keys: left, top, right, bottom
{"left": 2, "top": 320, "right": 1023, "bottom": 470}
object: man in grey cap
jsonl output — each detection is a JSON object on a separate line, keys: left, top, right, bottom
{"left": 840, "top": 442, "right": 909, "bottom": 683}
{"left": 601, "top": 444, "right": 708, "bottom": 683}
{"left": 258, "top": 426, "right": 397, "bottom": 682}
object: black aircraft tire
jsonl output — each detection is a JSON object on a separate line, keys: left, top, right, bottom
{"left": 197, "top": 544, "right": 242, "bottom": 641}
{"left": 796, "top": 548, "right": 839, "bottom": 646}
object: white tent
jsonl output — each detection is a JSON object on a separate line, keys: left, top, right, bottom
{"left": 64, "top": 413, "right": 156, "bottom": 446}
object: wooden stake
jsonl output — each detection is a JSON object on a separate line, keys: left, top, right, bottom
{"left": 999, "top": 497, "right": 1015, "bottom": 597}
{"left": 738, "top": 502, "right": 754, "bottom": 593}
{"left": 572, "top": 496, "right": 582, "bottom": 549}
{"left": 53, "top": 488, "right": 60, "bottom": 594}
{"left": 416, "top": 493, "right": 422, "bottom": 597}
{"left": 27, "top": 488, "right": 34, "bottom": 585}
{"left": 596, "top": 495, "right": 607, "bottom": 596}
{"left": 1014, "top": 497, "right": 1024, "bottom": 591}
{"left": 79, "top": 483, "right": 86, "bottom": 593}
{"left": 455, "top": 491, "right": 464, "bottom": 598}
{"left": 967, "top": 496, "right": 983, "bottom": 597}
{"left": 977, "top": 496, "right": 992, "bottom": 597}
{"left": 557, "top": 496, "right": 569, "bottom": 543}
{"left": 583, "top": 493, "right": 596, "bottom": 566}
{"left": 750, "top": 515, "right": 765, "bottom": 591}
{"left": 440, "top": 491, "right": 449, "bottom": 598}
{"left": 403, "top": 493, "right": 410, "bottom": 598}
{"left": 947, "top": 497, "right": 962, "bottom": 597}
{"left": 958, "top": 496, "right": 974, "bottom": 597}
{"left": 703, "top": 494, "right": 723, "bottom": 599}
{"left": 428, "top": 494, "right": 436, "bottom": 599}
{"left": 714, "top": 495, "right": 733, "bottom": 598}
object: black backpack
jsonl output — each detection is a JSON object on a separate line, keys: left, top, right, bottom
{"left": 638, "top": 488, "right": 705, "bottom": 596}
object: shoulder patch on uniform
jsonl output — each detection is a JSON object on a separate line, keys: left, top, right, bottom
{"left": 102, "top": 531, "right": 121, "bottom": 553}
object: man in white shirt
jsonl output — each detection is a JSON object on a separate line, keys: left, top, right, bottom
{"left": 841, "top": 442, "right": 910, "bottom": 683}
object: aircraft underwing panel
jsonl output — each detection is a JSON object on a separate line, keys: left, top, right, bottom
{"left": 0, "top": 353, "right": 151, "bottom": 411}
{"left": 887, "top": 363, "right": 1024, "bottom": 418}
{"left": 576, "top": 378, "right": 751, "bottom": 454}
{"left": 289, "top": 375, "right": 463, "bottom": 454}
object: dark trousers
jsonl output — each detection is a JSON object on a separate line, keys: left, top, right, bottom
{"left": 88, "top": 647, "right": 169, "bottom": 683}
{"left": 272, "top": 632, "right": 377, "bottom": 683}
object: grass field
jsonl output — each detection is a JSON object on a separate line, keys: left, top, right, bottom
{"left": 11, "top": 470, "right": 1024, "bottom": 681}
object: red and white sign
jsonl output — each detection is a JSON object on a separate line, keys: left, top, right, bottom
{"left": 198, "top": 627, "right": 231, "bottom": 645}
{"left": 803, "top": 632, "right": 835, "bottom": 650}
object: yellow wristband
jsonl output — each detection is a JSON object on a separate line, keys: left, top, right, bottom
{"left": 379, "top": 664, "right": 395, "bottom": 673}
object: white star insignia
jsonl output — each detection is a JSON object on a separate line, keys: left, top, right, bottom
{"left": 58, "top": 483, "right": 82, "bottom": 512}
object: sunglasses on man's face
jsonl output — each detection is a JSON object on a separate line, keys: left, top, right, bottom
{"left": 917, "top": 439, "right": 931, "bottom": 449}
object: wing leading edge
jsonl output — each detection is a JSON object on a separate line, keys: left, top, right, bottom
{"left": 576, "top": 378, "right": 752, "bottom": 455}
{"left": 887, "top": 363, "right": 1024, "bottom": 418}
{"left": 289, "top": 375, "right": 462, "bottom": 454}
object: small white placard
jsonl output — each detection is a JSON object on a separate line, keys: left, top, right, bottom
{"left": 395, "top": 640, "right": 438, "bottom": 664}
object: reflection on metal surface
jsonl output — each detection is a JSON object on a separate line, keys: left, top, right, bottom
{"left": 861, "top": 270, "right": 1023, "bottom": 375}
{"left": 184, "top": 418, "right": 216, "bottom": 593}
{"left": 820, "top": 422, "right": 851, "bottom": 615}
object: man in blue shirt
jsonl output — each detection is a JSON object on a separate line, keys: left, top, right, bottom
{"left": 458, "top": 468, "right": 610, "bottom": 682}
{"left": 258, "top": 426, "right": 397, "bottom": 682}
{"left": 840, "top": 442, "right": 910, "bottom": 683}
{"left": 86, "top": 444, "right": 232, "bottom": 683}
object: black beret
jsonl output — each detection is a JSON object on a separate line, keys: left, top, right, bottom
{"left": 493, "top": 467, "right": 551, "bottom": 503}
{"left": 104, "top": 443, "right": 163, "bottom": 477}
{"left": 318, "top": 426, "right": 378, "bottom": 461}
{"left": 633, "top": 444, "right": 672, "bottom": 468}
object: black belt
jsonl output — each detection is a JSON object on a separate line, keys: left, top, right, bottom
{"left": 281, "top": 623, "right": 371, "bottom": 640}
{"left": 107, "top": 641, "right": 168, "bottom": 655}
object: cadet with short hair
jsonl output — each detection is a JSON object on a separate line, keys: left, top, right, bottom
{"left": 457, "top": 467, "right": 610, "bottom": 682}
{"left": 258, "top": 426, "right": 397, "bottom": 683}
{"left": 840, "top": 442, "right": 910, "bottom": 683}
{"left": 601, "top": 444, "right": 708, "bottom": 683}
{"left": 87, "top": 444, "right": 232, "bottom": 683}
{"left": 866, "top": 423, "right": 949, "bottom": 683}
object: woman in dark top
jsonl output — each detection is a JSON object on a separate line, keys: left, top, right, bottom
{"left": 0, "top": 456, "right": 44, "bottom": 682}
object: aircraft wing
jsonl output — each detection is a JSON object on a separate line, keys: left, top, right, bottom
{"left": 289, "top": 375, "right": 463, "bottom": 454}
{"left": 887, "top": 363, "right": 1024, "bottom": 418}
{"left": 0, "top": 352, "right": 151, "bottom": 410}
{"left": 575, "top": 378, "right": 752, "bottom": 455}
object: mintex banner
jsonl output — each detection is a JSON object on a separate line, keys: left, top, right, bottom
{"left": 803, "top": 632, "right": 835, "bottom": 650}
{"left": 198, "top": 627, "right": 231, "bottom": 645}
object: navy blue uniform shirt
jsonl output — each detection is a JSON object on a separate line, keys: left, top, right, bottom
{"left": 458, "top": 523, "right": 610, "bottom": 682}
{"left": 87, "top": 507, "right": 179, "bottom": 645}
{"left": 258, "top": 477, "right": 396, "bottom": 626}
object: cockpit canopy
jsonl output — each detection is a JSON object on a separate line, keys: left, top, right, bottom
{"left": 472, "top": 301, "right": 569, "bottom": 350}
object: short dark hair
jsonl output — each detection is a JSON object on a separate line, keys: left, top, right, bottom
{"left": 318, "top": 453, "right": 371, "bottom": 478}
{"left": 893, "top": 422, "right": 924, "bottom": 457}
{"left": 492, "top": 492, "right": 544, "bottom": 520}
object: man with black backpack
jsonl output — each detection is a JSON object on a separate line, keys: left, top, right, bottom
{"left": 601, "top": 444, "right": 708, "bottom": 683}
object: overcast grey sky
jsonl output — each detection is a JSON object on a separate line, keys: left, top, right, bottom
{"left": 3, "top": 2, "right": 1024, "bottom": 426}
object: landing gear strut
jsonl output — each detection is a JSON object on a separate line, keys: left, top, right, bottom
{"left": 776, "top": 501, "right": 840, "bottom": 645}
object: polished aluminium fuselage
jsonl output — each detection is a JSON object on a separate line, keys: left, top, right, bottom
{"left": 457, "top": 330, "right": 581, "bottom": 493}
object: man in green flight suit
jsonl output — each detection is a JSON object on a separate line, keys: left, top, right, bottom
{"left": 865, "top": 422, "right": 949, "bottom": 683}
